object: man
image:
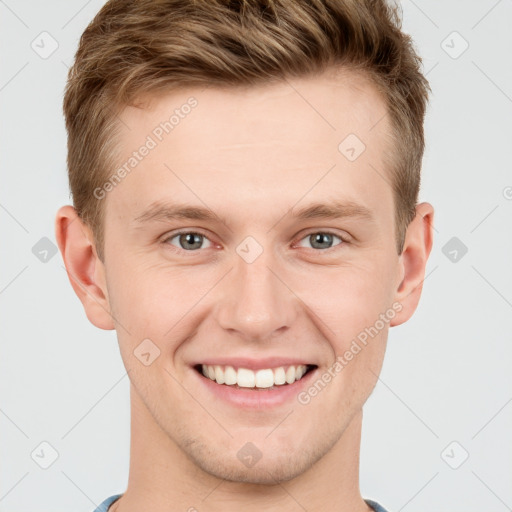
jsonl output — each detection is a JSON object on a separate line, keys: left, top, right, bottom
{"left": 56, "top": 1, "right": 434, "bottom": 510}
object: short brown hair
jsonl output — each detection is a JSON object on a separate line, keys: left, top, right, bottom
{"left": 63, "top": 0, "right": 430, "bottom": 260}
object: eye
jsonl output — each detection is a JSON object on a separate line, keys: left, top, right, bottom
{"left": 296, "top": 231, "right": 346, "bottom": 251}
{"left": 161, "top": 229, "right": 348, "bottom": 254}
{"left": 164, "top": 231, "right": 212, "bottom": 251}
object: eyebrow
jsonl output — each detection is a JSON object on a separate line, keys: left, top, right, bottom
{"left": 134, "top": 203, "right": 223, "bottom": 224}
{"left": 292, "top": 201, "right": 375, "bottom": 222}
{"left": 133, "top": 199, "right": 375, "bottom": 226}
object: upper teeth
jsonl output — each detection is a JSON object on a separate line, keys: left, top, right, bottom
{"left": 201, "top": 364, "right": 309, "bottom": 388}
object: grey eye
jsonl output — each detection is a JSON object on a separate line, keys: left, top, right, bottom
{"left": 298, "top": 232, "right": 343, "bottom": 250}
{"left": 168, "top": 232, "right": 212, "bottom": 251}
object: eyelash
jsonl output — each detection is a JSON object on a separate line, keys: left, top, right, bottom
{"left": 161, "top": 229, "right": 349, "bottom": 255}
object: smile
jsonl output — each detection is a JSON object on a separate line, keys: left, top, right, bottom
{"left": 195, "top": 364, "right": 317, "bottom": 390}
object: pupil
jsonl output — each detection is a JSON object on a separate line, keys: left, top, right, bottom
{"left": 181, "top": 233, "right": 202, "bottom": 250}
{"left": 312, "top": 233, "right": 332, "bottom": 249}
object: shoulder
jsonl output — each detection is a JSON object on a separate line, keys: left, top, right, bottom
{"left": 365, "top": 498, "right": 392, "bottom": 512}
{"left": 91, "top": 494, "right": 123, "bottom": 512}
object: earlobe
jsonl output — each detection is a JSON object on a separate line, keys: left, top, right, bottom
{"left": 55, "top": 205, "right": 115, "bottom": 330}
{"left": 390, "top": 202, "right": 434, "bottom": 327}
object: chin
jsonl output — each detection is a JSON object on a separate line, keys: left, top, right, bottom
{"left": 196, "top": 456, "right": 308, "bottom": 485}
{"left": 182, "top": 436, "right": 329, "bottom": 485}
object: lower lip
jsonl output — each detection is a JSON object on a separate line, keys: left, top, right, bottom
{"left": 193, "top": 367, "right": 318, "bottom": 409}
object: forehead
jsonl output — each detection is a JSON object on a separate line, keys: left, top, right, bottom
{"left": 107, "top": 69, "right": 394, "bottom": 227}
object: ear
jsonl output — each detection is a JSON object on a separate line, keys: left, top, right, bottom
{"left": 55, "top": 205, "right": 115, "bottom": 330}
{"left": 390, "top": 202, "right": 434, "bottom": 327}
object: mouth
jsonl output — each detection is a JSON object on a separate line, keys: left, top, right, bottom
{"left": 193, "top": 363, "right": 318, "bottom": 391}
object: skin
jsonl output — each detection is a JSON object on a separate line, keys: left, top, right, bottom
{"left": 56, "top": 67, "right": 434, "bottom": 512}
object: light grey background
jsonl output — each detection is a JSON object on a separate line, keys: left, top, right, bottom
{"left": 1, "top": 1, "right": 511, "bottom": 511}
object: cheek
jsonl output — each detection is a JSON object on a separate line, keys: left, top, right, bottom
{"left": 293, "top": 259, "right": 392, "bottom": 395}
{"left": 106, "top": 260, "right": 214, "bottom": 355}
{"left": 294, "top": 258, "right": 396, "bottom": 338}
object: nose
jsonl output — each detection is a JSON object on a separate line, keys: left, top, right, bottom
{"left": 215, "top": 246, "right": 298, "bottom": 343}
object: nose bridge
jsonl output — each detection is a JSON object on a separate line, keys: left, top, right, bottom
{"left": 216, "top": 241, "right": 294, "bottom": 340}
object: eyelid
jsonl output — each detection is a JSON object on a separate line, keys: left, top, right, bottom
{"left": 161, "top": 228, "right": 211, "bottom": 241}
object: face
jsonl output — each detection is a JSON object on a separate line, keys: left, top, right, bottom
{"left": 92, "top": 70, "right": 406, "bottom": 483}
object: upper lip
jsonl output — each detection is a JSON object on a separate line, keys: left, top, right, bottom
{"left": 194, "top": 357, "right": 316, "bottom": 371}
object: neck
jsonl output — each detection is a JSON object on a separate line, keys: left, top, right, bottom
{"left": 113, "top": 384, "right": 371, "bottom": 512}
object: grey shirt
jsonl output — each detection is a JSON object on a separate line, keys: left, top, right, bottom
{"left": 92, "top": 494, "right": 391, "bottom": 511}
